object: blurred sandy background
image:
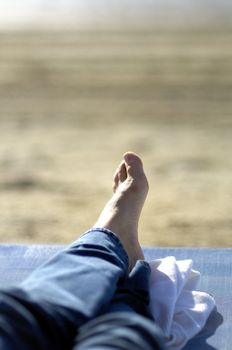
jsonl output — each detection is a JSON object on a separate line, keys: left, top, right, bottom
{"left": 0, "top": 1, "right": 231, "bottom": 246}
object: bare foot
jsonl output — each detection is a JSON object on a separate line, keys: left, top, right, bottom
{"left": 94, "top": 152, "right": 149, "bottom": 270}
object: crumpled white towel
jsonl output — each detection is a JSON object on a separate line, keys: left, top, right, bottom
{"left": 149, "top": 256, "right": 215, "bottom": 350}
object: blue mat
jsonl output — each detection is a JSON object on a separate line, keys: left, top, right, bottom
{"left": 0, "top": 244, "right": 231, "bottom": 350}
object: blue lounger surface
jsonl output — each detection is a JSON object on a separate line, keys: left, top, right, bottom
{"left": 0, "top": 244, "right": 231, "bottom": 350}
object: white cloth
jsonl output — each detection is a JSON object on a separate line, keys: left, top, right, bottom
{"left": 149, "top": 256, "right": 215, "bottom": 350}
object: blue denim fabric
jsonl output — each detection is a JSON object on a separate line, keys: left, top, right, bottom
{"left": 74, "top": 312, "right": 165, "bottom": 350}
{"left": 106, "top": 260, "right": 153, "bottom": 318}
{"left": 0, "top": 228, "right": 165, "bottom": 350}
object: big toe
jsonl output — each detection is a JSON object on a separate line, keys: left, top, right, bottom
{"left": 123, "top": 152, "right": 145, "bottom": 179}
{"left": 123, "top": 152, "right": 149, "bottom": 194}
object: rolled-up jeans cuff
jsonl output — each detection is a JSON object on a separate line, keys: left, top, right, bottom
{"left": 72, "top": 227, "right": 129, "bottom": 271}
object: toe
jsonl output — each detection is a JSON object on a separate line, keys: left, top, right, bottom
{"left": 118, "top": 162, "right": 127, "bottom": 183}
{"left": 123, "top": 152, "right": 144, "bottom": 178}
{"left": 113, "top": 160, "right": 126, "bottom": 192}
{"left": 123, "top": 152, "right": 149, "bottom": 193}
{"left": 113, "top": 170, "right": 119, "bottom": 192}
{"left": 113, "top": 174, "right": 119, "bottom": 192}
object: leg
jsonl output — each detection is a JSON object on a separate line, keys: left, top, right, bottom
{"left": 94, "top": 152, "right": 149, "bottom": 270}
{"left": 0, "top": 228, "right": 129, "bottom": 350}
{"left": 0, "top": 152, "right": 150, "bottom": 349}
{"left": 74, "top": 153, "right": 166, "bottom": 349}
{"left": 72, "top": 260, "right": 166, "bottom": 350}
{"left": 74, "top": 312, "right": 166, "bottom": 350}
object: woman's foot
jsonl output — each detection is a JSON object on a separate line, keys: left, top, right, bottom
{"left": 94, "top": 152, "right": 149, "bottom": 270}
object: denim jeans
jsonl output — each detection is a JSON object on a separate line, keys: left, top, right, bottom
{"left": 0, "top": 228, "right": 165, "bottom": 350}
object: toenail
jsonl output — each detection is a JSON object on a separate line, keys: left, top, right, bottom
{"left": 124, "top": 154, "right": 132, "bottom": 163}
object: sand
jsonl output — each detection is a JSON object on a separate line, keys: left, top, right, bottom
{"left": 0, "top": 29, "right": 231, "bottom": 247}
